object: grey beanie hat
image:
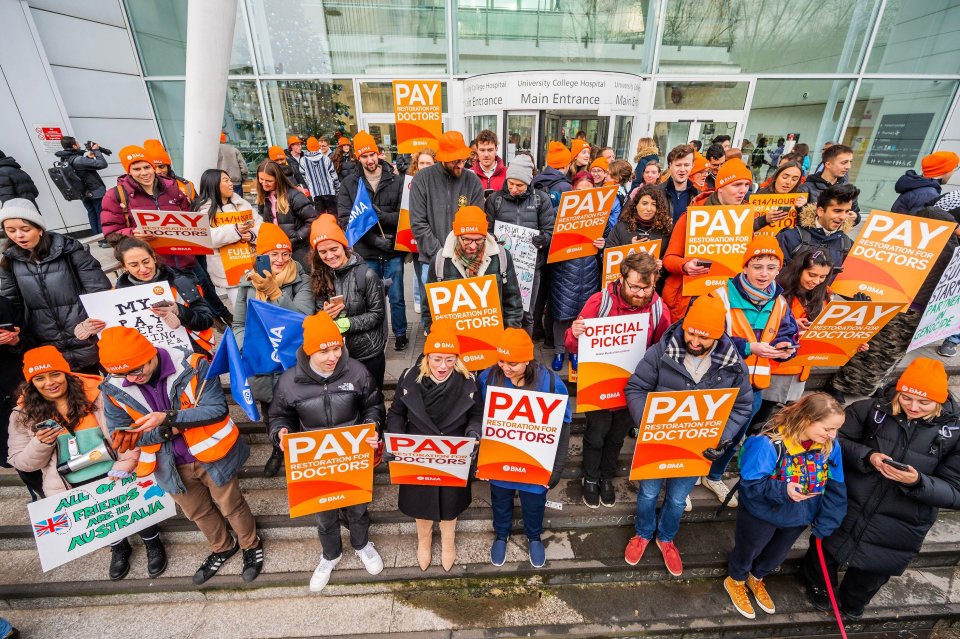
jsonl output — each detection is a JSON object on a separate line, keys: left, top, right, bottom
{"left": 0, "top": 198, "right": 45, "bottom": 230}
{"left": 505, "top": 154, "right": 535, "bottom": 185}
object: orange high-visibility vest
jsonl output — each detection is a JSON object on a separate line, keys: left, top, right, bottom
{"left": 106, "top": 352, "right": 239, "bottom": 476}
{"left": 771, "top": 297, "right": 809, "bottom": 381}
{"left": 169, "top": 284, "right": 216, "bottom": 354}
{"left": 713, "top": 286, "right": 789, "bottom": 390}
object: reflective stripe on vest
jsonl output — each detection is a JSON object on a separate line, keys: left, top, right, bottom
{"left": 714, "top": 286, "right": 788, "bottom": 390}
{"left": 771, "top": 297, "right": 810, "bottom": 381}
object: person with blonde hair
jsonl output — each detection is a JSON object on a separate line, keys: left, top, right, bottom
{"left": 631, "top": 137, "right": 660, "bottom": 192}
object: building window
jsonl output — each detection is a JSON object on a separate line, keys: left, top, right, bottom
{"left": 261, "top": 80, "right": 357, "bottom": 145}
{"left": 866, "top": 0, "right": 960, "bottom": 75}
{"left": 653, "top": 82, "right": 749, "bottom": 111}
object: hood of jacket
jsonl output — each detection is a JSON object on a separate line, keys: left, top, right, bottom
{"left": 54, "top": 149, "right": 81, "bottom": 161}
{"left": 797, "top": 203, "right": 855, "bottom": 234}
{"left": 895, "top": 170, "right": 941, "bottom": 195}
{"left": 531, "top": 167, "right": 571, "bottom": 192}
{"left": 0, "top": 156, "right": 23, "bottom": 170}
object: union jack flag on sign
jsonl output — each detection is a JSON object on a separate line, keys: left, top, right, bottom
{"left": 33, "top": 513, "right": 70, "bottom": 537}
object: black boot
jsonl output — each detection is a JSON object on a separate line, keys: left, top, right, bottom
{"left": 143, "top": 534, "right": 168, "bottom": 578}
{"left": 109, "top": 538, "right": 132, "bottom": 581}
{"left": 263, "top": 446, "right": 284, "bottom": 477}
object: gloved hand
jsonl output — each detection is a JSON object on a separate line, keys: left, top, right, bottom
{"left": 249, "top": 269, "right": 281, "bottom": 301}
{"left": 852, "top": 292, "right": 872, "bottom": 302}
{"left": 702, "top": 440, "right": 732, "bottom": 462}
{"left": 112, "top": 430, "right": 142, "bottom": 454}
{"left": 548, "top": 469, "right": 562, "bottom": 490}
{"left": 531, "top": 234, "right": 549, "bottom": 249}
{"left": 335, "top": 317, "right": 351, "bottom": 333}
{"left": 372, "top": 235, "right": 395, "bottom": 252}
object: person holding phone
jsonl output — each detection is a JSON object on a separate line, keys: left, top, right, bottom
{"left": 753, "top": 162, "right": 807, "bottom": 233}
{"left": 723, "top": 393, "right": 847, "bottom": 619}
{"left": 802, "top": 358, "right": 960, "bottom": 621}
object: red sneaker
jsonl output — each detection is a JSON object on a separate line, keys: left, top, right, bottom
{"left": 624, "top": 536, "right": 649, "bottom": 566}
{"left": 656, "top": 539, "right": 683, "bottom": 576}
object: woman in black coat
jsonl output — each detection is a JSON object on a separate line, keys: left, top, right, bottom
{"left": 0, "top": 199, "right": 110, "bottom": 373}
{"left": 256, "top": 160, "right": 319, "bottom": 270}
{"left": 802, "top": 358, "right": 960, "bottom": 620}
{"left": 386, "top": 324, "right": 482, "bottom": 572}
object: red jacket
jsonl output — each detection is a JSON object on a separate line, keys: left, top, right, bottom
{"left": 565, "top": 281, "right": 672, "bottom": 354}
{"left": 471, "top": 156, "right": 506, "bottom": 192}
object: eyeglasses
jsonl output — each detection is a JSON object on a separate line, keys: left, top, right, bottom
{"left": 459, "top": 237, "right": 485, "bottom": 246}
{"left": 622, "top": 279, "right": 655, "bottom": 294}
{"left": 124, "top": 364, "right": 147, "bottom": 378}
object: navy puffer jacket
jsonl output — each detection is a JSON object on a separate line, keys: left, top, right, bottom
{"left": 550, "top": 255, "right": 600, "bottom": 321}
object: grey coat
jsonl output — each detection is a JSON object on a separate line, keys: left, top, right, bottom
{"left": 409, "top": 163, "right": 485, "bottom": 263}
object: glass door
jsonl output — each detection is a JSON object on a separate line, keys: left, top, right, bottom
{"left": 361, "top": 116, "right": 398, "bottom": 161}
{"left": 692, "top": 120, "right": 739, "bottom": 150}
{"left": 505, "top": 112, "right": 537, "bottom": 164}
{"left": 651, "top": 112, "right": 745, "bottom": 155}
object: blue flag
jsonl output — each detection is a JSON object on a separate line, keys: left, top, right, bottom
{"left": 207, "top": 328, "right": 260, "bottom": 421}
{"left": 346, "top": 179, "right": 378, "bottom": 246}
{"left": 241, "top": 299, "right": 305, "bottom": 375}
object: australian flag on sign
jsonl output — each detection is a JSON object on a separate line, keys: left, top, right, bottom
{"left": 34, "top": 513, "right": 70, "bottom": 537}
{"left": 346, "top": 179, "right": 377, "bottom": 247}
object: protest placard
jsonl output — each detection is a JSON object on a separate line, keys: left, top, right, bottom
{"left": 494, "top": 221, "right": 539, "bottom": 312}
{"left": 792, "top": 300, "right": 902, "bottom": 367}
{"left": 476, "top": 386, "right": 568, "bottom": 486}
{"left": 748, "top": 193, "right": 803, "bottom": 237}
{"left": 385, "top": 434, "right": 475, "bottom": 487}
{"left": 426, "top": 274, "right": 503, "bottom": 371}
{"left": 547, "top": 185, "right": 617, "bottom": 264}
{"left": 629, "top": 389, "right": 737, "bottom": 480}
{"left": 577, "top": 314, "right": 649, "bottom": 412}
{"left": 29, "top": 474, "right": 176, "bottom": 572}
{"left": 683, "top": 205, "right": 753, "bottom": 296}
{"left": 832, "top": 210, "right": 957, "bottom": 303}
{"left": 393, "top": 80, "right": 442, "bottom": 153}
{"left": 395, "top": 175, "right": 418, "bottom": 253}
{"left": 211, "top": 208, "right": 256, "bottom": 285}
{"left": 80, "top": 282, "right": 192, "bottom": 351}
{"left": 132, "top": 210, "right": 213, "bottom": 255}
{"left": 283, "top": 424, "right": 375, "bottom": 518}
{"left": 602, "top": 240, "right": 662, "bottom": 286}
{"left": 909, "top": 247, "right": 960, "bottom": 352}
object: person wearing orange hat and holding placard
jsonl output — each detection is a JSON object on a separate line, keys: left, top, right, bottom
{"left": 624, "top": 295, "right": 754, "bottom": 577}
{"left": 144, "top": 139, "right": 196, "bottom": 201}
{"left": 478, "top": 328, "right": 572, "bottom": 569}
{"left": 891, "top": 150, "right": 959, "bottom": 215}
{"left": 301, "top": 136, "right": 340, "bottom": 214}
{"left": 803, "top": 357, "right": 960, "bottom": 621}
{"left": 269, "top": 311, "right": 385, "bottom": 593}
{"left": 98, "top": 326, "right": 263, "bottom": 586}
{"left": 531, "top": 141, "right": 573, "bottom": 206}
{"left": 387, "top": 320, "right": 482, "bottom": 571}
{"left": 217, "top": 131, "right": 248, "bottom": 197}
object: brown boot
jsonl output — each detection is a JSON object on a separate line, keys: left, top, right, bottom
{"left": 415, "top": 519, "right": 433, "bottom": 571}
{"left": 439, "top": 519, "right": 457, "bottom": 572}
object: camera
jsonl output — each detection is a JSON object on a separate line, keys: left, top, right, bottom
{"left": 85, "top": 141, "right": 113, "bottom": 156}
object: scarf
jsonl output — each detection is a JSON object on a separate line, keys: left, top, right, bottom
{"left": 254, "top": 259, "right": 298, "bottom": 302}
{"left": 421, "top": 373, "right": 463, "bottom": 427}
{"left": 454, "top": 239, "right": 485, "bottom": 277}
{"left": 736, "top": 273, "right": 775, "bottom": 308}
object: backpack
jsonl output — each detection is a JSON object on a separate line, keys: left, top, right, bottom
{"left": 48, "top": 159, "right": 87, "bottom": 201}
{"left": 790, "top": 226, "right": 853, "bottom": 258}
{"left": 433, "top": 241, "right": 509, "bottom": 286}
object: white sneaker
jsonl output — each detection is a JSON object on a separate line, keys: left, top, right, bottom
{"left": 684, "top": 495, "right": 692, "bottom": 512}
{"left": 414, "top": 302, "right": 421, "bottom": 313}
{"left": 702, "top": 478, "right": 737, "bottom": 507}
{"left": 355, "top": 542, "right": 384, "bottom": 575}
{"left": 309, "top": 554, "right": 341, "bottom": 592}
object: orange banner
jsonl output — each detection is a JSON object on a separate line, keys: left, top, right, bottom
{"left": 283, "top": 424, "right": 375, "bottom": 518}
{"left": 577, "top": 315, "right": 650, "bottom": 412}
{"left": 476, "top": 386, "right": 568, "bottom": 486}
{"left": 629, "top": 389, "right": 737, "bottom": 480}
{"left": 831, "top": 210, "right": 957, "bottom": 304}
{"left": 395, "top": 207, "right": 417, "bottom": 253}
{"left": 748, "top": 193, "right": 804, "bottom": 237}
{"left": 133, "top": 210, "right": 213, "bottom": 255}
{"left": 682, "top": 205, "right": 753, "bottom": 297}
{"left": 393, "top": 80, "right": 442, "bottom": 154}
{"left": 602, "top": 240, "right": 662, "bottom": 286}
{"left": 212, "top": 208, "right": 256, "bottom": 286}
{"left": 792, "top": 300, "right": 902, "bottom": 367}
{"left": 425, "top": 275, "right": 503, "bottom": 371}
{"left": 547, "top": 185, "right": 617, "bottom": 264}
{"left": 384, "top": 434, "right": 475, "bottom": 487}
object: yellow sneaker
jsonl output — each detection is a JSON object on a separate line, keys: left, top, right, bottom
{"left": 747, "top": 574, "right": 775, "bottom": 614}
{"left": 724, "top": 576, "right": 756, "bottom": 619}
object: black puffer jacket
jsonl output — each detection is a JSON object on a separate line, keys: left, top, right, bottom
{"left": 268, "top": 348, "right": 385, "bottom": 445}
{"left": 824, "top": 391, "right": 960, "bottom": 575}
{"left": 0, "top": 233, "right": 111, "bottom": 370}
{"left": 336, "top": 160, "right": 404, "bottom": 260}
{"left": 484, "top": 185, "right": 556, "bottom": 255}
{"left": 54, "top": 148, "right": 107, "bottom": 199}
{"left": 314, "top": 254, "right": 386, "bottom": 362}
{"left": 0, "top": 155, "right": 39, "bottom": 203}
{"left": 258, "top": 189, "right": 318, "bottom": 253}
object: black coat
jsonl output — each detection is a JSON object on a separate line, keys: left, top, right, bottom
{"left": 387, "top": 367, "right": 483, "bottom": 520}
{"left": 824, "top": 392, "right": 960, "bottom": 576}
{"left": 0, "top": 233, "right": 110, "bottom": 370}
{"left": 314, "top": 254, "right": 386, "bottom": 362}
{"left": 54, "top": 148, "right": 107, "bottom": 199}
{"left": 336, "top": 160, "right": 404, "bottom": 260}
{"left": 258, "top": 189, "right": 318, "bottom": 254}
{"left": 268, "top": 349, "right": 385, "bottom": 446}
{"left": 0, "top": 155, "right": 39, "bottom": 203}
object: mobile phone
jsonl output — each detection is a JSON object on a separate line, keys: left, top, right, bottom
{"left": 882, "top": 458, "right": 910, "bottom": 471}
{"left": 35, "top": 419, "right": 60, "bottom": 431}
{"left": 0, "top": 323, "right": 13, "bottom": 331}
{"left": 150, "top": 299, "right": 175, "bottom": 309}
{"left": 775, "top": 344, "right": 797, "bottom": 351}
{"left": 696, "top": 260, "right": 713, "bottom": 269}
{"left": 330, "top": 294, "right": 345, "bottom": 306}
{"left": 113, "top": 425, "right": 135, "bottom": 431}
{"left": 254, "top": 254, "right": 272, "bottom": 276}
{"left": 802, "top": 488, "right": 821, "bottom": 495}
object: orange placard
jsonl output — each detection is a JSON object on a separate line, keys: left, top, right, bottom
{"left": 393, "top": 80, "right": 442, "bottom": 154}
{"left": 395, "top": 207, "right": 417, "bottom": 253}
{"left": 212, "top": 209, "right": 256, "bottom": 285}
{"left": 476, "top": 386, "right": 568, "bottom": 486}
{"left": 133, "top": 210, "right": 213, "bottom": 255}
{"left": 748, "top": 193, "right": 804, "bottom": 237}
{"left": 792, "top": 301, "right": 902, "bottom": 367}
{"left": 831, "top": 210, "right": 957, "bottom": 304}
{"left": 425, "top": 275, "right": 503, "bottom": 371}
{"left": 602, "top": 240, "right": 662, "bottom": 286}
{"left": 629, "top": 389, "right": 738, "bottom": 480}
{"left": 682, "top": 205, "right": 753, "bottom": 296}
{"left": 384, "top": 434, "right": 475, "bottom": 487}
{"left": 283, "top": 424, "right": 375, "bottom": 518}
{"left": 547, "top": 185, "right": 617, "bottom": 264}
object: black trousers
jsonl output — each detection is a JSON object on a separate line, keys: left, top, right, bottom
{"left": 801, "top": 536, "right": 892, "bottom": 613}
{"left": 359, "top": 353, "right": 386, "bottom": 392}
{"left": 316, "top": 504, "right": 370, "bottom": 560}
{"left": 727, "top": 507, "right": 807, "bottom": 581}
{"left": 582, "top": 409, "right": 633, "bottom": 481}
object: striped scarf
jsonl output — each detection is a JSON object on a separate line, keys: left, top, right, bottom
{"left": 454, "top": 239, "right": 485, "bottom": 277}
{"left": 736, "top": 273, "right": 775, "bottom": 308}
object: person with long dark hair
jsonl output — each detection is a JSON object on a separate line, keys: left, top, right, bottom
{"left": 607, "top": 184, "right": 673, "bottom": 268}
{"left": 256, "top": 160, "right": 318, "bottom": 270}
{"left": 753, "top": 162, "right": 808, "bottom": 233}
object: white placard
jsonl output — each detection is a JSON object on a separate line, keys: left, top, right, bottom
{"left": 494, "top": 221, "right": 538, "bottom": 312}
{"left": 909, "top": 247, "right": 960, "bottom": 352}
{"left": 81, "top": 282, "right": 191, "bottom": 351}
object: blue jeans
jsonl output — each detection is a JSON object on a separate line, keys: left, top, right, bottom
{"left": 365, "top": 256, "right": 407, "bottom": 337}
{"left": 413, "top": 261, "right": 428, "bottom": 308}
{"left": 707, "top": 390, "right": 764, "bottom": 481}
{"left": 944, "top": 333, "right": 960, "bottom": 346}
{"left": 233, "top": 184, "right": 243, "bottom": 197}
{"left": 490, "top": 483, "right": 547, "bottom": 541}
{"left": 81, "top": 196, "right": 103, "bottom": 234}
{"left": 634, "top": 475, "right": 699, "bottom": 542}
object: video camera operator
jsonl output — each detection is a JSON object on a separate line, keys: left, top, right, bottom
{"left": 55, "top": 136, "right": 110, "bottom": 247}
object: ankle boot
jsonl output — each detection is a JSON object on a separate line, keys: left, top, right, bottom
{"left": 143, "top": 534, "right": 168, "bottom": 578}
{"left": 415, "top": 519, "right": 433, "bottom": 571}
{"left": 263, "top": 446, "right": 284, "bottom": 478}
{"left": 109, "top": 538, "right": 132, "bottom": 581}
{"left": 439, "top": 519, "right": 457, "bottom": 572}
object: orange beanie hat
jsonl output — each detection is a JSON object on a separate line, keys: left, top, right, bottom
{"left": 306, "top": 137, "right": 321, "bottom": 152}
{"left": 98, "top": 326, "right": 157, "bottom": 374}
{"left": 302, "top": 312, "right": 343, "bottom": 355}
{"left": 143, "top": 139, "right": 171, "bottom": 167}
{"left": 683, "top": 295, "right": 727, "bottom": 340}
{"left": 921, "top": 151, "right": 960, "bottom": 178}
{"left": 691, "top": 153, "right": 709, "bottom": 176}
{"left": 22, "top": 345, "right": 71, "bottom": 382}
{"left": 497, "top": 328, "right": 534, "bottom": 362}
{"left": 220, "top": 132, "right": 227, "bottom": 143}
{"left": 337, "top": 136, "right": 350, "bottom": 146}
{"left": 453, "top": 206, "right": 489, "bottom": 236}
{"left": 287, "top": 135, "right": 302, "bottom": 147}
{"left": 897, "top": 358, "right": 949, "bottom": 403}
{"left": 310, "top": 214, "right": 348, "bottom": 248}
{"left": 589, "top": 157, "right": 609, "bottom": 172}
{"left": 742, "top": 235, "right": 784, "bottom": 267}
{"left": 119, "top": 145, "right": 149, "bottom": 174}
{"left": 571, "top": 139, "right": 589, "bottom": 160}
{"left": 256, "top": 222, "right": 292, "bottom": 254}
{"left": 424, "top": 320, "right": 460, "bottom": 356}
{"left": 353, "top": 131, "right": 378, "bottom": 159}
{"left": 546, "top": 141, "right": 572, "bottom": 170}
{"left": 268, "top": 146, "right": 286, "bottom": 162}
{"left": 716, "top": 158, "right": 753, "bottom": 189}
